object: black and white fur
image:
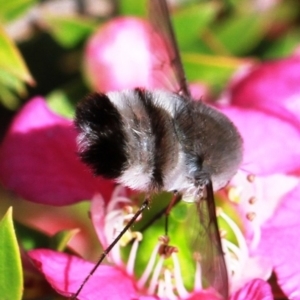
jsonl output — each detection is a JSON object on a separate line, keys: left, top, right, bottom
{"left": 75, "top": 88, "right": 242, "bottom": 201}
{"left": 74, "top": 1, "right": 243, "bottom": 298}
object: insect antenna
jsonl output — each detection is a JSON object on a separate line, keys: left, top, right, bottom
{"left": 70, "top": 196, "right": 151, "bottom": 299}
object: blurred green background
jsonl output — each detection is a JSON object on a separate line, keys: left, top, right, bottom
{"left": 0, "top": 0, "right": 299, "bottom": 299}
{"left": 1, "top": 0, "right": 300, "bottom": 138}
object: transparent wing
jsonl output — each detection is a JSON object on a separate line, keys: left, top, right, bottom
{"left": 193, "top": 180, "right": 229, "bottom": 299}
{"left": 136, "top": 188, "right": 228, "bottom": 297}
{"left": 147, "top": 1, "right": 228, "bottom": 296}
{"left": 148, "top": 0, "right": 191, "bottom": 98}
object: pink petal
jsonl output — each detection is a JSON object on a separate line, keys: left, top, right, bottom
{"left": 0, "top": 97, "right": 114, "bottom": 205}
{"left": 256, "top": 184, "right": 300, "bottom": 298}
{"left": 230, "top": 256, "right": 272, "bottom": 294}
{"left": 29, "top": 249, "right": 140, "bottom": 300}
{"left": 186, "top": 290, "right": 223, "bottom": 300}
{"left": 84, "top": 17, "right": 153, "bottom": 91}
{"left": 90, "top": 193, "right": 107, "bottom": 248}
{"left": 231, "top": 171, "right": 298, "bottom": 230}
{"left": 221, "top": 106, "right": 300, "bottom": 175}
{"left": 83, "top": 17, "right": 175, "bottom": 92}
{"left": 90, "top": 187, "right": 135, "bottom": 266}
{"left": 189, "top": 82, "right": 209, "bottom": 101}
{"left": 229, "top": 56, "right": 300, "bottom": 128}
{"left": 230, "top": 279, "right": 273, "bottom": 300}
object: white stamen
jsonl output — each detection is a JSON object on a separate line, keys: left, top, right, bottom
{"left": 148, "top": 257, "right": 164, "bottom": 295}
{"left": 105, "top": 211, "right": 123, "bottom": 239}
{"left": 222, "top": 239, "right": 244, "bottom": 277}
{"left": 224, "top": 240, "right": 243, "bottom": 262}
{"left": 126, "top": 236, "right": 140, "bottom": 275}
{"left": 220, "top": 210, "right": 249, "bottom": 258}
{"left": 106, "top": 185, "right": 130, "bottom": 212}
{"left": 110, "top": 232, "right": 122, "bottom": 265}
{"left": 137, "top": 243, "right": 160, "bottom": 288}
{"left": 193, "top": 259, "right": 202, "bottom": 291}
{"left": 157, "top": 279, "right": 166, "bottom": 298}
{"left": 106, "top": 209, "right": 122, "bottom": 222}
{"left": 104, "top": 198, "right": 129, "bottom": 265}
{"left": 221, "top": 238, "right": 232, "bottom": 279}
{"left": 171, "top": 253, "right": 190, "bottom": 298}
{"left": 103, "top": 209, "right": 122, "bottom": 264}
{"left": 104, "top": 187, "right": 139, "bottom": 265}
{"left": 163, "top": 269, "right": 177, "bottom": 300}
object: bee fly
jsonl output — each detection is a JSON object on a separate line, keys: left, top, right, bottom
{"left": 73, "top": 0, "right": 243, "bottom": 299}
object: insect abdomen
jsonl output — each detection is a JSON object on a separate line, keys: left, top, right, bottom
{"left": 75, "top": 92, "right": 128, "bottom": 179}
{"left": 75, "top": 89, "right": 181, "bottom": 192}
{"left": 108, "top": 88, "right": 179, "bottom": 191}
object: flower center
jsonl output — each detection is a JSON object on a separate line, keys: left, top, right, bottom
{"left": 103, "top": 190, "right": 205, "bottom": 298}
{"left": 219, "top": 171, "right": 274, "bottom": 289}
{"left": 103, "top": 180, "right": 264, "bottom": 298}
{"left": 227, "top": 172, "right": 262, "bottom": 251}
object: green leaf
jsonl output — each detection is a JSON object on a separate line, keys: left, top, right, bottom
{"left": 43, "top": 14, "right": 97, "bottom": 48}
{"left": 46, "top": 79, "right": 88, "bottom": 117}
{"left": 0, "top": 83, "right": 22, "bottom": 110}
{"left": 263, "top": 30, "right": 300, "bottom": 59}
{"left": 0, "top": 0, "right": 38, "bottom": 22}
{"left": 0, "top": 207, "right": 23, "bottom": 300}
{"left": 0, "top": 26, "right": 33, "bottom": 110}
{"left": 50, "top": 229, "right": 80, "bottom": 252}
{"left": 0, "top": 25, "right": 34, "bottom": 84}
{"left": 210, "top": 13, "right": 269, "bottom": 55}
{"left": 14, "top": 221, "right": 50, "bottom": 251}
{"left": 47, "top": 90, "right": 76, "bottom": 118}
{"left": 182, "top": 52, "right": 247, "bottom": 90}
{"left": 0, "top": 68, "right": 27, "bottom": 94}
{"left": 119, "top": 0, "right": 147, "bottom": 16}
{"left": 173, "top": 2, "right": 220, "bottom": 51}
{"left": 0, "top": 69, "right": 27, "bottom": 109}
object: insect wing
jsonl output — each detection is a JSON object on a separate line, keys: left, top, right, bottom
{"left": 148, "top": 0, "right": 229, "bottom": 297}
{"left": 148, "top": 0, "right": 191, "bottom": 98}
{"left": 194, "top": 180, "right": 229, "bottom": 298}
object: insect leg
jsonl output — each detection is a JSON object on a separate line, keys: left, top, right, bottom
{"left": 139, "top": 192, "right": 182, "bottom": 233}
{"left": 164, "top": 191, "right": 182, "bottom": 236}
{"left": 71, "top": 196, "right": 151, "bottom": 299}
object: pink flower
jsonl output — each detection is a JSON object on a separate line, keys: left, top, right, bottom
{"left": 222, "top": 106, "right": 300, "bottom": 175}
{"left": 83, "top": 17, "right": 172, "bottom": 92}
{"left": 217, "top": 54, "right": 300, "bottom": 299}
{"left": 0, "top": 97, "right": 114, "bottom": 205}
{"left": 256, "top": 183, "right": 300, "bottom": 299}
{"left": 217, "top": 171, "right": 298, "bottom": 294}
{"left": 83, "top": 17, "right": 209, "bottom": 98}
{"left": 225, "top": 54, "right": 300, "bottom": 129}
{"left": 28, "top": 187, "right": 273, "bottom": 300}
{"left": 32, "top": 248, "right": 269, "bottom": 300}
{"left": 0, "top": 98, "right": 274, "bottom": 299}
{"left": 1, "top": 14, "right": 299, "bottom": 299}
{"left": 219, "top": 56, "right": 300, "bottom": 176}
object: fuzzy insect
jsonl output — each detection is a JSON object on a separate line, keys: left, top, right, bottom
{"left": 74, "top": 0, "right": 243, "bottom": 298}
